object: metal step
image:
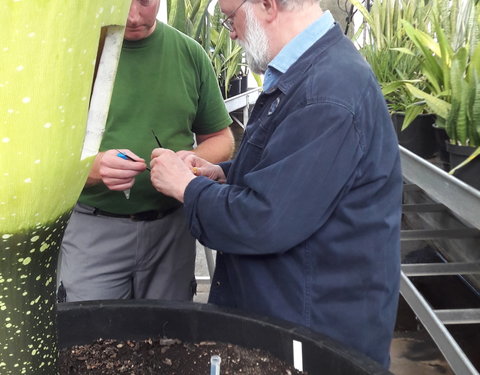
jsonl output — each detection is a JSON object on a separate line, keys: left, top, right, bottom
{"left": 401, "top": 228, "right": 480, "bottom": 241}
{"left": 402, "top": 262, "right": 480, "bottom": 276}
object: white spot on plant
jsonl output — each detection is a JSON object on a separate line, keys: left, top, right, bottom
{"left": 16, "top": 66, "right": 24, "bottom": 71}
{"left": 34, "top": 160, "right": 40, "bottom": 164}
{"left": 27, "top": 32, "right": 35, "bottom": 38}
{"left": 43, "top": 123, "right": 52, "bottom": 128}
{"left": 24, "top": 178, "right": 32, "bottom": 183}
{"left": 2, "top": 234, "right": 12, "bottom": 240}
{"left": 2, "top": 138, "right": 10, "bottom": 143}
{"left": 21, "top": 257, "right": 31, "bottom": 266}
{"left": 30, "top": 236, "right": 39, "bottom": 243}
{"left": 22, "top": 97, "right": 30, "bottom": 104}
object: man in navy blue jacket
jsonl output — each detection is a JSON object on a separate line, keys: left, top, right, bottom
{"left": 150, "top": 0, "right": 402, "bottom": 368}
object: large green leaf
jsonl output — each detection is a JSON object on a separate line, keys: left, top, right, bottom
{"left": 168, "top": 0, "right": 187, "bottom": 33}
{"left": 406, "top": 83, "right": 451, "bottom": 120}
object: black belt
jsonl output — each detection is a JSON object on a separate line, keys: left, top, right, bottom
{"left": 92, "top": 206, "right": 179, "bottom": 221}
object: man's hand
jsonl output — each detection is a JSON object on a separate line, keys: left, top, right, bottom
{"left": 176, "top": 150, "right": 195, "bottom": 161}
{"left": 183, "top": 154, "right": 226, "bottom": 183}
{"left": 150, "top": 148, "right": 196, "bottom": 202}
{"left": 86, "top": 149, "right": 147, "bottom": 190}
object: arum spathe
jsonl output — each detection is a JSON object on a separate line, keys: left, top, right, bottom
{"left": 0, "top": 1, "right": 130, "bottom": 374}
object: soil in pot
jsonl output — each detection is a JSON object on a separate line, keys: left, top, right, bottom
{"left": 59, "top": 338, "right": 306, "bottom": 375}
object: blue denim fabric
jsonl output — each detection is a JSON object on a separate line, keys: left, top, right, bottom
{"left": 184, "top": 24, "right": 402, "bottom": 368}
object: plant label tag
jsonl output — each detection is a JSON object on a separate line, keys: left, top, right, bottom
{"left": 293, "top": 339, "right": 303, "bottom": 371}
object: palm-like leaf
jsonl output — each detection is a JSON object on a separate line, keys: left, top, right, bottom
{"left": 350, "top": 0, "right": 432, "bottom": 125}
{"left": 402, "top": 0, "right": 480, "bottom": 146}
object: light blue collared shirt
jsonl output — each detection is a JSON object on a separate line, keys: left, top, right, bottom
{"left": 263, "top": 11, "right": 335, "bottom": 92}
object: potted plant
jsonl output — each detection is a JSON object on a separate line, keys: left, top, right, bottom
{"left": 209, "top": 5, "right": 250, "bottom": 98}
{"left": 167, "top": 0, "right": 213, "bottom": 52}
{"left": 349, "top": 0, "right": 438, "bottom": 158}
{"left": 402, "top": 0, "right": 480, "bottom": 188}
{"left": 57, "top": 300, "right": 392, "bottom": 375}
{"left": 167, "top": 0, "right": 259, "bottom": 97}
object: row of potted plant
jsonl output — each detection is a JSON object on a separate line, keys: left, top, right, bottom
{"left": 350, "top": 0, "right": 480, "bottom": 189}
{"left": 166, "top": 0, "right": 254, "bottom": 97}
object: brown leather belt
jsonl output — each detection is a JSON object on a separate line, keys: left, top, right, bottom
{"left": 92, "top": 206, "right": 179, "bottom": 221}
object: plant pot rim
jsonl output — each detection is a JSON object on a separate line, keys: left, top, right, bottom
{"left": 57, "top": 300, "right": 391, "bottom": 375}
{"left": 446, "top": 143, "right": 477, "bottom": 153}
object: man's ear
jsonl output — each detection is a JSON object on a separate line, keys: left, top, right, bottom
{"left": 258, "top": 0, "right": 278, "bottom": 21}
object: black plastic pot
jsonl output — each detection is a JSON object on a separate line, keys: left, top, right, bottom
{"left": 227, "top": 75, "right": 248, "bottom": 98}
{"left": 57, "top": 300, "right": 391, "bottom": 375}
{"left": 391, "top": 113, "right": 437, "bottom": 159}
{"left": 433, "top": 125, "right": 450, "bottom": 171}
{"left": 446, "top": 143, "right": 480, "bottom": 190}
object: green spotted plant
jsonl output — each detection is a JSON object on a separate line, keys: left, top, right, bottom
{"left": 0, "top": 1, "right": 130, "bottom": 374}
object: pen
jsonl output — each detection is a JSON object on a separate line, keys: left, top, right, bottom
{"left": 115, "top": 150, "right": 150, "bottom": 171}
{"left": 151, "top": 129, "right": 163, "bottom": 148}
{"left": 115, "top": 150, "right": 150, "bottom": 199}
{"left": 116, "top": 152, "right": 131, "bottom": 199}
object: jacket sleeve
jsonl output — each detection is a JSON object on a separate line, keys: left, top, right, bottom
{"left": 184, "top": 102, "right": 365, "bottom": 255}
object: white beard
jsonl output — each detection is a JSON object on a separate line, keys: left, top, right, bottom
{"left": 238, "top": 4, "right": 270, "bottom": 74}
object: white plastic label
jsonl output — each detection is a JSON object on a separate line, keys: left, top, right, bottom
{"left": 293, "top": 339, "right": 303, "bottom": 371}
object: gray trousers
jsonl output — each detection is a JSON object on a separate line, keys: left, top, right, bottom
{"left": 58, "top": 203, "right": 196, "bottom": 302}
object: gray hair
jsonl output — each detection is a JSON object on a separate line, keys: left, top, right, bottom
{"left": 275, "top": 0, "right": 320, "bottom": 11}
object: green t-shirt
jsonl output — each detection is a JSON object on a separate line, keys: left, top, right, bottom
{"left": 80, "top": 22, "right": 231, "bottom": 214}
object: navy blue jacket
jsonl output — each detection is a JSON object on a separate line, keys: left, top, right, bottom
{"left": 184, "top": 24, "right": 402, "bottom": 368}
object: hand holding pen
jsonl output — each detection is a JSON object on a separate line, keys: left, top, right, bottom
{"left": 96, "top": 149, "right": 147, "bottom": 197}
{"left": 98, "top": 132, "right": 161, "bottom": 199}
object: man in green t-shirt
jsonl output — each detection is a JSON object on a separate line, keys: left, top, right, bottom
{"left": 58, "top": 0, "right": 234, "bottom": 302}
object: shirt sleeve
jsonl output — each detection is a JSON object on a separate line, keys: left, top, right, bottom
{"left": 184, "top": 102, "right": 365, "bottom": 255}
{"left": 192, "top": 47, "right": 232, "bottom": 135}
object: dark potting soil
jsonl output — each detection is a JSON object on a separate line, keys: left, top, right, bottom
{"left": 58, "top": 338, "right": 307, "bottom": 375}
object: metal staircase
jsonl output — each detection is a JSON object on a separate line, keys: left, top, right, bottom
{"left": 400, "top": 147, "right": 480, "bottom": 375}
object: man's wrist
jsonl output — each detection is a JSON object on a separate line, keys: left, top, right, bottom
{"left": 175, "top": 175, "right": 196, "bottom": 202}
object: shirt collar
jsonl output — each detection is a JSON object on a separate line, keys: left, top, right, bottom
{"left": 263, "top": 11, "right": 335, "bottom": 91}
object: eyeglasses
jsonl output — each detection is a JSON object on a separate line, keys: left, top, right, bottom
{"left": 221, "top": 0, "right": 248, "bottom": 32}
